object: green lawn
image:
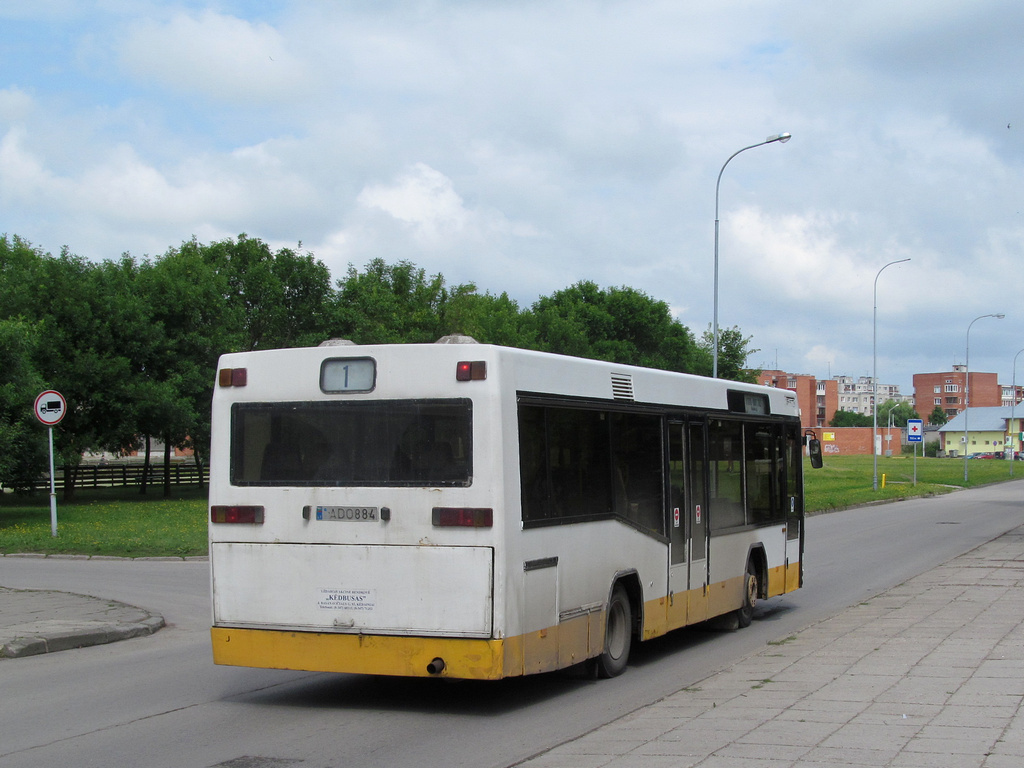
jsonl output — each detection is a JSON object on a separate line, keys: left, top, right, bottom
{"left": 804, "top": 453, "right": 1020, "bottom": 513}
{"left": 0, "top": 486, "right": 208, "bottom": 558}
{"left": 1, "top": 455, "right": 1020, "bottom": 557}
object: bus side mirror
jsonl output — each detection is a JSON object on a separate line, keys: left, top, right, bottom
{"left": 807, "top": 439, "right": 823, "bottom": 469}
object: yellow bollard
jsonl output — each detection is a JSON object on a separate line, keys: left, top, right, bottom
{"left": 881, "top": 473, "right": 886, "bottom": 488}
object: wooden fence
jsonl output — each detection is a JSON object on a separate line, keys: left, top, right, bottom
{"left": 33, "top": 463, "right": 209, "bottom": 491}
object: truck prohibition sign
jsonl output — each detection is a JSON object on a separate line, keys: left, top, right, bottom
{"left": 34, "top": 390, "right": 67, "bottom": 426}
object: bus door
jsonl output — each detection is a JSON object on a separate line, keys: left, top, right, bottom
{"left": 667, "top": 421, "right": 709, "bottom": 622}
{"left": 785, "top": 425, "right": 804, "bottom": 590}
{"left": 687, "top": 421, "right": 709, "bottom": 620}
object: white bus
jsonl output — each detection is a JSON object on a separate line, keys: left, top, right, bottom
{"left": 210, "top": 336, "right": 811, "bottom": 680}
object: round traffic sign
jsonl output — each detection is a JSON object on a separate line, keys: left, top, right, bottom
{"left": 34, "top": 390, "right": 67, "bottom": 426}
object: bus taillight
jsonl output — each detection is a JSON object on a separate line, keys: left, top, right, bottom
{"left": 218, "top": 368, "right": 247, "bottom": 387}
{"left": 456, "top": 361, "right": 486, "bottom": 381}
{"left": 211, "top": 505, "right": 265, "bottom": 524}
{"left": 432, "top": 507, "right": 493, "bottom": 528}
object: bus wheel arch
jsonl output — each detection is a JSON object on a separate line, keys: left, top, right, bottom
{"left": 596, "top": 573, "right": 641, "bottom": 678}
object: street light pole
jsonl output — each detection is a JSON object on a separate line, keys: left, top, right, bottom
{"left": 872, "top": 258, "right": 910, "bottom": 492}
{"left": 1010, "top": 347, "right": 1024, "bottom": 477}
{"left": 963, "top": 312, "right": 1005, "bottom": 483}
{"left": 713, "top": 132, "right": 791, "bottom": 379}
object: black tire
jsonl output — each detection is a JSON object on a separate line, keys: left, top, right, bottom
{"left": 596, "top": 585, "right": 632, "bottom": 678}
{"left": 737, "top": 559, "right": 757, "bottom": 629}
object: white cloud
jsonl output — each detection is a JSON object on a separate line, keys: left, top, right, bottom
{"left": 0, "top": 87, "right": 34, "bottom": 123}
{"left": 351, "top": 162, "right": 542, "bottom": 248}
{"left": 306, "top": 162, "right": 547, "bottom": 294}
{"left": 357, "top": 163, "right": 471, "bottom": 245}
{"left": 119, "top": 9, "right": 311, "bottom": 102}
{"left": 0, "top": 127, "right": 69, "bottom": 205}
{"left": 726, "top": 207, "right": 887, "bottom": 313}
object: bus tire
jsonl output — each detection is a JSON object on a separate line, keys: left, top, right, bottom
{"left": 596, "top": 584, "right": 632, "bottom": 678}
{"left": 737, "top": 559, "right": 757, "bottom": 629}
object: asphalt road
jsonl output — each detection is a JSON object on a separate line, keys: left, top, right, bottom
{"left": 1, "top": 480, "right": 1021, "bottom": 768}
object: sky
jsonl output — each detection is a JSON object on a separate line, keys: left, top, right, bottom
{"left": 2, "top": 1, "right": 1023, "bottom": 394}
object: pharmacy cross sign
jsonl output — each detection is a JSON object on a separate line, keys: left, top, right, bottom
{"left": 907, "top": 419, "right": 923, "bottom": 443}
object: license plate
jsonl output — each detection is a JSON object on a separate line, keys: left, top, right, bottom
{"left": 316, "top": 506, "right": 379, "bottom": 522}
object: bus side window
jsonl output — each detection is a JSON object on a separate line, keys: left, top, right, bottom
{"left": 610, "top": 412, "right": 664, "bottom": 535}
{"left": 708, "top": 420, "right": 745, "bottom": 530}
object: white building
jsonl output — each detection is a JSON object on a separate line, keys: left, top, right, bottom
{"left": 833, "top": 376, "right": 910, "bottom": 416}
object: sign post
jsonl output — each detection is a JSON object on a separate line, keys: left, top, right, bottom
{"left": 907, "top": 418, "right": 923, "bottom": 486}
{"left": 33, "top": 390, "right": 66, "bottom": 537}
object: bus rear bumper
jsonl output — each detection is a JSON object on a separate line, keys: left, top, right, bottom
{"left": 211, "top": 626, "right": 512, "bottom": 680}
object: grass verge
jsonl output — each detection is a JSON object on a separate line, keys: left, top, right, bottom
{"left": 804, "top": 453, "right": 1021, "bottom": 513}
{"left": 0, "top": 486, "right": 208, "bottom": 558}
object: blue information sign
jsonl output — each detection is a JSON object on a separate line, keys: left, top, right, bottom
{"left": 907, "top": 419, "right": 923, "bottom": 443}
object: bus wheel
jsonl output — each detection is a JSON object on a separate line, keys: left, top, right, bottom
{"left": 596, "top": 585, "right": 632, "bottom": 678}
{"left": 737, "top": 560, "right": 757, "bottom": 629}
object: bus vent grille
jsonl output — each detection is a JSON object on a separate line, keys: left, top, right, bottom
{"left": 611, "top": 373, "right": 634, "bottom": 401}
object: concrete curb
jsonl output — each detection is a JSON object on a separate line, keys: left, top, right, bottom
{"left": 0, "top": 587, "right": 166, "bottom": 659}
{"left": 1, "top": 553, "right": 208, "bottom": 561}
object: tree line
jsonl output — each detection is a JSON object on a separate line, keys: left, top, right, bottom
{"left": 0, "top": 233, "right": 756, "bottom": 496}
{"left": 829, "top": 400, "right": 924, "bottom": 429}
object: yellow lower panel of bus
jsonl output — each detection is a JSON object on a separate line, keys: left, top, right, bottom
{"left": 785, "top": 561, "right": 801, "bottom": 592}
{"left": 657, "top": 564, "right": 802, "bottom": 636}
{"left": 214, "top": 564, "right": 804, "bottom": 680}
{"left": 766, "top": 561, "right": 802, "bottom": 596}
{"left": 212, "top": 626, "right": 521, "bottom": 679}
{"left": 213, "top": 619, "right": 602, "bottom": 680}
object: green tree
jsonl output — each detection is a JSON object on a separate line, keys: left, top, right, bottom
{"left": 829, "top": 410, "right": 873, "bottom": 427}
{"left": 928, "top": 405, "right": 948, "bottom": 426}
{"left": 697, "top": 325, "right": 760, "bottom": 383}
{"left": 0, "top": 235, "right": 47, "bottom": 318}
{"left": 442, "top": 289, "right": 535, "bottom": 348}
{"left": 0, "top": 319, "right": 48, "bottom": 491}
{"left": 876, "top": 399, "right": 920, "bottom": 428}
{"left": 526, "top": 281, "right": 700, "bottom": 372}
{"left": 200, "top": 234, "right": 335, "bottom": 350}
{"left": 332, "top": 259, "right": 454, "bottom": 344}
{"left": 142, "top": 241, "right": 236, "bottom": 493}
{"left": 2, "top": 247, "right": 146, "bottom": 496}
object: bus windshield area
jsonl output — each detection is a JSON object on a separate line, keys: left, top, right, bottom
{"left": 230, "top": 399, "right": 472, "bottom": 487}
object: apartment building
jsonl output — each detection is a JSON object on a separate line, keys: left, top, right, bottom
{"left": 1002, "top": 383, "right": 1024, "bottom": 408}
{"left": 758, "top": 371, "right": 908, "bottom": 429}
{"left": 758, "top": 370, "right": 837, "bottom": 429}
{"left": 913, "top": 366, "right": 1000, "bottom": 424}
{"left": 758, "top": 364, "right": 1017, "bottom": 435}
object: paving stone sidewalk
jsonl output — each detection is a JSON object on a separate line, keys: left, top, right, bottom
{"left": 519, "top": 527, "right": 1024, "bottom": 768}
{"left": 0, "top": 585, "right": 165, "bottom": 658}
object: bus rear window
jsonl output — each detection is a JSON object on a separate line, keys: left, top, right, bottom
{"left": 230, "top": 399, "right": 472, "bottom": 487}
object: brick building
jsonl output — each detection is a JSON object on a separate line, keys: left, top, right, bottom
{"left": 758, "top": 370, "right": 837, "bottom": 430}
{"left": 913, "top": 366, "right": 1001, "bottom": 424}
{"left": 1002, "top": 383, "right": 1024, "bottom": 408}
{"left": 756, "top": 364, "right": 1017, "bottom": 453}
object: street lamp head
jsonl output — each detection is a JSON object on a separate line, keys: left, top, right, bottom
{"left": 767, "top": 132, "right": 792, "bottom": 144}
{"left": 995, "top": 313, "right": 1006, "bottom": 319}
